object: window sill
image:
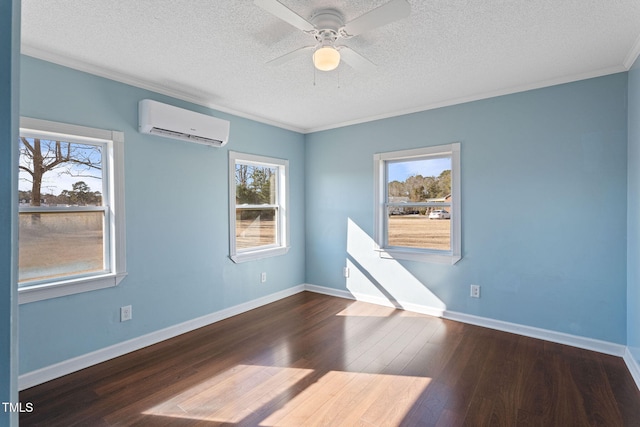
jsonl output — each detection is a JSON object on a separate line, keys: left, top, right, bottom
{"left": 230, "top": 246, "right": 290, "bottom": 264}
{"left": 378, "top": 248, "right": 461, "bottom": 265}
{"left": 18, "top": 272, "right": 127, "bottom": 304}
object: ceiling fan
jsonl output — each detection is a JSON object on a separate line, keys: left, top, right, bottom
{"left": 254, "top": 0, "right": 411, "bottom": 72}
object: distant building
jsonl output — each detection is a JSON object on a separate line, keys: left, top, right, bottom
{"left": 425, "top": 194, "right": 452, "bottom": 213}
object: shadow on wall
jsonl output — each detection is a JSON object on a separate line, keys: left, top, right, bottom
{"left": 345, "top": 218, "right": 446, "bottom": 316}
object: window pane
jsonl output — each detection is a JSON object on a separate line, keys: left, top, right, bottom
{"left": 387, "top": 208, "right": 451, "bottom": 251}
{"left": 236, "top": 208, "right": 277, "bottom": 250}
{"left": 387, "top": 157, "right": 451, "bottom": 203}
{"left": 235, "top": 163, "right": 277, "bottom": 205}
{"left": 19, "top": 211, "right": 105, "bottom": 284}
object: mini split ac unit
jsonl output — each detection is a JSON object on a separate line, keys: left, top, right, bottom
{"left": 138, "top": 99, "right": 230, "bottom": 147}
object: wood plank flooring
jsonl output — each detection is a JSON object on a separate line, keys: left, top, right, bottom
{"left": 19, "top": 292, "right": 640, "bottom": 426}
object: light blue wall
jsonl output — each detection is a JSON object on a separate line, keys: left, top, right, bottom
{"left": 0, "top": 0, "right": 19, "bottom": 425}
{"left": 305, "top": 74, "right": 628, "bottom": 344}
{"left": 15, "top": 52, "right": 635, "bottom": 378}
{"left": 18, "top": 56, "right": 306, "bottom": 373}
{"left": 628, "top": 56, "right": 640, "bottom": 364}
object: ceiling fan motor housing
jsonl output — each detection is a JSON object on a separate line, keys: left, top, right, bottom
{"left": 310, "top": 9, "right": 345, "bottom": 43}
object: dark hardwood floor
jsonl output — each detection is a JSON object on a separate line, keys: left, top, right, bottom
{"left": 20, "top": 291, "right": 640, "bottom": 426}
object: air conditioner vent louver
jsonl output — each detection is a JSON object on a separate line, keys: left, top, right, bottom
{"left": 138, "top": 99, "right": 230, "bottom": 147}
{"left": 149, "top": 127, "right": 224, "bottom": 145}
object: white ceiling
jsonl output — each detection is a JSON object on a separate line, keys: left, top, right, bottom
{"left": 21, "top": 0, "right": 640, "bottom": 133}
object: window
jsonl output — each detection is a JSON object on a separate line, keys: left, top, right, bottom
{"left": 229, "top": 151, "right": 289, "bottom": 263}
{"left": 18, "top": 118, "right": 126, "bottom": 303}
{"left": 374, "top": 143, "right": 461, "bottom": 264}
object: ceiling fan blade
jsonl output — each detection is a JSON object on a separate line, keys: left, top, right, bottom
{"left": 254, "top": 0, "right": 315, "bottom": 33}
{"left": 266, "top": 46, "right": 315, "bottom": 66}
{"left": 341, "top": 0, "right": 411, "bottom": 37}
{"left": 339, "top": 47, "right": 376, "bottom": 73}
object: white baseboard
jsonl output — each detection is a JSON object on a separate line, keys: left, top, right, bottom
{"left": 20, "top": 283, "right": 636, "bottom": 392}
{"left": 19, "top": 284, "right": 306, "bottom": 390}
{"left": 304, "top": 284, "right": 626, "bottom": 357}
{"left": 303, "top": 283, "right": 353, "bottom": 299}
{"left": 443, "top": 310, "right": 626, "bottom": 357}
{"left": 309, "top": 285, "right": 638, "bottom": 390}
{"left": 624, "top": 348, "right": 640, "bottom": 390}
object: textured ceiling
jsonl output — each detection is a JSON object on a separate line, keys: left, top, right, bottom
{"left": 21, "top": 0, "right": 640, "bottom": 133}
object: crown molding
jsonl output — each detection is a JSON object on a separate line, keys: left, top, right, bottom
{"left": 21, "top": 44, "right": 630, "bottom": 136}
{"left": 303, "top": 65, "right": 627, "bottom": 133}
{"left": 624, "top": 33, "right": 640, "bottom": 70}
{"left": 20, "top": 45, "right": 306, "bottom": 134}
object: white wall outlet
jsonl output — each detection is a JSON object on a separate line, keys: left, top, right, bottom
{"left": 261, "top": 272, "right": 267, "bottom": 283}
{"left": 120, "top": 305, "right": 132, "bottom": 322}
{"left": 470, "top": 285, "right": 481, "bottom": 298}
{"left": 343, "top": 267, "right": 350, "bottom": 278}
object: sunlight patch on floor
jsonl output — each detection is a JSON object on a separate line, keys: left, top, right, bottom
{"left": 335, "top": 302, "right": 432, "bottom": 317}
{"left": 143, "top": 364, "right": 313, "bottom": 423}
{"left": 143, "top": 364, "right": 431, "bottom": 425}
{"left": 262, "top": 370, "right": 431, "bottom": 426}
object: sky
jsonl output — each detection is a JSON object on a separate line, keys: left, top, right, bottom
{"left": 19, "top": 170, "right": 102, "bottom": 195}
{"left": 18, "top": 139, "right": 103, "bottom": 195}
{"left": 387, "top": 157, "right": 451, "bottom": 182}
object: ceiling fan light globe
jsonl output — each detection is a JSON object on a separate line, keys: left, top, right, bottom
{"left": 313, "top": 47, "right": 341, "bottom": 71}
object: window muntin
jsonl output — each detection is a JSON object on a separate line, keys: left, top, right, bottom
{"left": 375, "top": 143, "right": 461, "bottom": 264}
{"left": 229, "top": 152, "right": 289, "bottom": 263}
{"left": 18, "top": 118, "right": 126, "bottom": 303}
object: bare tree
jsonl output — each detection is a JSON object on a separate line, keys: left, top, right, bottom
{"left": 19, "top": 138, "right": 101, "bottom": 207}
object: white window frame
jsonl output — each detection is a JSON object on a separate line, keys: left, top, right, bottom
{"left": 229, "top": 151, "right": 289, "bottom": 263}
{"left": 18, "top": 118, "right": 126, "bottom": 304}
{"left": 374, "top": 143, "right": 461, "bottom": 264}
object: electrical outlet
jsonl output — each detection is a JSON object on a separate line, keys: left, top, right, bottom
{"left": 470, "top": 285, "right": 481, "bottom": 298}
{"left": 120, "top": 305, "right": 132, "bottom": 322}
{"left": 261, "top": 272, "right": 267, "bottom": 283}
{"left": 343, "top": 267, "right": 350, "bottom": 278}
